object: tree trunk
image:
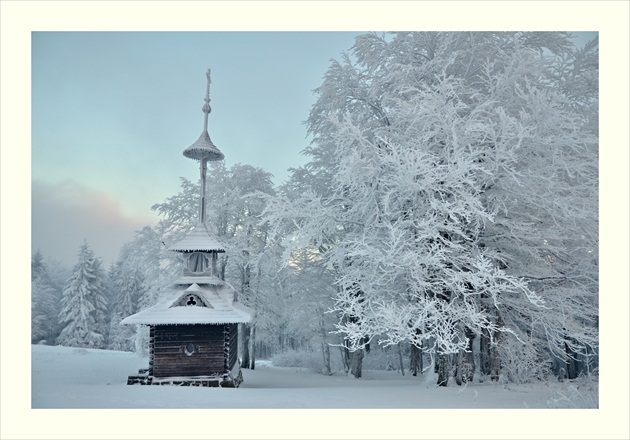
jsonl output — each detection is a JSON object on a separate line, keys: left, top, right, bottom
{"left": 437, "top": 353, "right": 449, "bottom": 386}
{"left": 565, "top": 340, "right": 578, "bottom": 380}
{"left": 250, "top": 324, "right": 256, "bottom": 371}
{"left": 490, "top": 316, "right": 503, "bottom": 381}
{"left": 410, "top": 343, "right": 421, "bottom": 376}
{"left": 480, "top": 319, "right": 502, "bottom": 382}
{"left": 241, "top": 324, "right": 251, "bottom": 369}
{"left": 479, "top": 331, "right": 491, "bottom": 379}
{"left": 490, "top": 343, "right": 501, "bottom": 381}
{"left": 397, "top": 342, "right": 405, "bottom": 376}
{"left": 455, "top": 328, "right": 476, "bottom": 385}
{"left": 318, "top": 307, "right": 331, "bottom": 375}
{"left": 455, "top": 349, "right": 476, "bottom": 385}
{"left": 350, "top": 349, "right": 364, "bottom": 378}
{"left": 321, "top": 342, "right": 332, "bottom": 375}
{"left": 340, "top": 345, "right": 350, "bottom": 374}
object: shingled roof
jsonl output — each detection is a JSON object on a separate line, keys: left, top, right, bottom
{"left": 121, "top": 278, "right": 253, "bottom": 326}
{"left": 168, "top": 223, "right": 226, "bottom": 253}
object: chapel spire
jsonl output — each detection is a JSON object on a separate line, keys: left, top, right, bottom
{"left": 182, "top": 69, "right": 224, "bottom": 225}
{"left": 168, "top": 68, "right": 226, "bottom": 258}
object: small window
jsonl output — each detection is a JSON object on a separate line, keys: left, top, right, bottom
{"left": 185, "top": 343, "right": 195, "bottom": 355}
{"left": 188, "top": 252, "right": 209, "bottom": 273}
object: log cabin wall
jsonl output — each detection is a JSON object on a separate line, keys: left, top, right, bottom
{"left": 148, "top": 326, "right": 155, "bottom": 376}
{"left": 152, "top": 324, "right": 225, "bottom": 378}
{"left": 227, "top": 324, "right": 238, "bottom": 369}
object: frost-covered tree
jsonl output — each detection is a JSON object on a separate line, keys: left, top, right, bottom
{"left": 32, "top": 277, "right": 60, "bottom": 344}
{"left": 113, "top": 224, "right": 176, "bottom": 354}
{"left": 108, "top": 244, "right": 148, "bottom": 351}
{"left": 56, "top": 241, "right": 107, "bottom": 348}
{"left": 262, "top": 32, "right": 598, "bottom": 383}
{"left": 221, "top": 164, "right": 275, "bottom": 369}
{"left": 31, "top": 250, "right": 47, "bottom": 282}
{"left": 465, "top": 33, "right": 599, "bottom": 381}
{"left": 91, "top": 256, "right": 110, "bottom": 346}
{"left": 145, "top": 162, "right": 276, "bottom": 364}
{"left": 550, "top": 35, "right": 598, "bottom": 134}
{"left": 31, "top": 251, "right": 66, "bottom": 344}
{"left": 237, "top": 236, "right": 342, "bottom": 374}
{"left": 285, "top": 248, "right": 339, "bottom": 374}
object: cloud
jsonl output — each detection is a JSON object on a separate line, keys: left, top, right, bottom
{"left": 32, "top": 179, "right": 155, "bottom": 267}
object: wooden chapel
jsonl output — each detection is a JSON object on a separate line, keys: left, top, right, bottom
{"left": 121, "top": 69, "right": 254, "bottom": 387}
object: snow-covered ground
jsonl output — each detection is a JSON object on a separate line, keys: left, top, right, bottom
{"left": 0, "top": 344, "right": 622, "bottom": 439}
{"left": 31, "top": 344, "right": 597, "bottom": 410}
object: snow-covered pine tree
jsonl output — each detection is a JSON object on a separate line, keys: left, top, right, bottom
{"left": 56, "top": 241, "right": 106, "bottom": 348}
{"left": 106, "top": 260, "right": 125, "bottom": 350}
{"left": 31, "top": 251, "right": 68, "bottom": 345}
{"left": 108, "top": 245, "right": 148, "bottom": 352}
{"left": 91, "top": 256, "right": 110, "bottom": 347}
{"left": 31, "top": 250, "right": 46, "bottom": 282}
{"left": 32, "top": 277, "right": 59, "bottom": 344}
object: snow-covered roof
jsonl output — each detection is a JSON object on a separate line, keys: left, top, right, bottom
{"left": 173, "top": 274, "right": 224, "bottom": 286}
{"left": 121, "top": 279, "right": 253, "bottom": 326}
{"left": 168, "top": 223, "right": 226, "bottom": 252}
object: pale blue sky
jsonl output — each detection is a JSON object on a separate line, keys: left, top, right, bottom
{"left": 31, "top": 31, "right": 597, "bottom": 266}
{"left": 32, "top": 32, "right": 364, "bottom": 212}
{"left": 32, "top": 32, "right": 362, "bottom": 265}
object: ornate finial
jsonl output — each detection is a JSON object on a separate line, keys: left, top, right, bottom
{"left": 202, "top": 68, "right": 212, "bottom": 117}
{"left": 183, "top": 69, "right": 224, "bottom": 162}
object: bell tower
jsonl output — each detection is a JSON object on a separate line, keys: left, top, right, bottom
{"left": 168, "top": 69, "right": 226, "bottom": 278}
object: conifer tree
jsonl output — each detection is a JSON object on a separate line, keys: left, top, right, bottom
{"left": 108, "top": 245, "right": 147, "bottom": 352}
{"left": 56, "top": 241, "right": 106, "bottom": 348}
{"left": 91, "top": 256, "right": 110, "bottom": 346}
{"left": 31, "top": 250, "right": 46, "bottom": 281}
{"left": 32, "top": 268, "right": 58, "bottom": 344}
{"left": 31, "top": 251, "right": 66, "bottom": 344}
